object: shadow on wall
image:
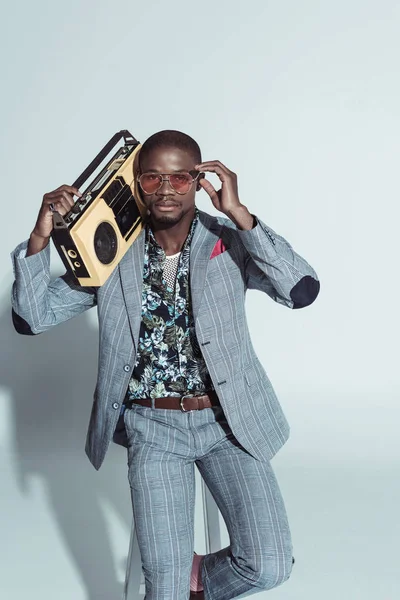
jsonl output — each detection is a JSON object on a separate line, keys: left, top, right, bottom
{"left": 0, "top": 298, "right": 131, "bottom": 600}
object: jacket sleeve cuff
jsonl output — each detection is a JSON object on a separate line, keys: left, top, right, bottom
{"left": 11, "top": 239, "right": 51, "bottom": 280}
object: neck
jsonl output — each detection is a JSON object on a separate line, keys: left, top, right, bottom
{"left": 150, "top": 208, "right": 195, "bottom": 255}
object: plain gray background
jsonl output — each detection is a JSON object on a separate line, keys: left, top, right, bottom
{"left": 1, "top": 1, "right": 399, "bottom": 598}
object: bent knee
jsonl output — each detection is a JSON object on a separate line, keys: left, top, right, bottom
{"left": 235, "top": 552, "right": 293, "bottom": 591}
{"left": 255, "top": 554, "right": 294, "bottom": 590}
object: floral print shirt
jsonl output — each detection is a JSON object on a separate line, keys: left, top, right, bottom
{"left": 126, "top": 211, "right": 214, "bottom": 399}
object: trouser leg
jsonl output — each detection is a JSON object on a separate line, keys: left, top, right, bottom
{"left": 124, "top": 405, "right": 196, "bottom": 600}
{"left": 196, "top": 432, "right": 293, "bottom": 600}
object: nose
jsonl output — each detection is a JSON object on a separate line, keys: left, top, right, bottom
{"left": 156, "top": 176, "right": 175, "bottom": 196}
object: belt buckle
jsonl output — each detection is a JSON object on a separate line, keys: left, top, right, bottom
{"left": 180, "top": 394, "right": 195, "bottom": 412}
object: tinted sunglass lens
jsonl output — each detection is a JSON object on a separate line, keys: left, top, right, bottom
{"left": 140, "top": 174, "right": 162, "bottom": 194}
{"left": 170, "top": 173, "right": 192, "bottom": 193}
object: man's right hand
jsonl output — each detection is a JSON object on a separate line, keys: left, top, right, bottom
{"left": 33, "top": 185, "right": 82, "bottom": 239}
{"left": 27, "top": 185, "right": 82, "bottom": 256}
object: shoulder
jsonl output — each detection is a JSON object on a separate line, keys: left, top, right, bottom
{"left": 197, "top": 209, "right": 240, "bottom": 233}
{"left": 196, "top": 209, "right": 250, "bottom": 251}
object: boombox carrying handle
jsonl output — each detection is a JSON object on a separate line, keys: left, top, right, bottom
{"left": 72, "top": 130, "right": 139, "bottom": 190}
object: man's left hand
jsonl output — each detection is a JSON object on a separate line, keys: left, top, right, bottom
{"left": 195, "top": 160, "right": 254, "bottom": 230}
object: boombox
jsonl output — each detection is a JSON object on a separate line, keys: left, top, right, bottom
{"left": 51, "top": 130, "right": 145, "bottom": 287}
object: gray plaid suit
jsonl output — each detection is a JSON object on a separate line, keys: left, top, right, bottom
{"left": 11, "top": 209, "right": 319, "bottom": 599}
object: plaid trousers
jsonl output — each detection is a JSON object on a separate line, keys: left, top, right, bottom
{"left": 124, "top": 402, "right": 293, "bottom": 600}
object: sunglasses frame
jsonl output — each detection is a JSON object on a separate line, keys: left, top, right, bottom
{"left": 138, "top": 169, "right": 203, "bottom": 195}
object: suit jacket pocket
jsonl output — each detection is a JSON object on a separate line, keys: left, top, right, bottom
{"left": 243, "top": 364, "right": 258, "bottom": 387}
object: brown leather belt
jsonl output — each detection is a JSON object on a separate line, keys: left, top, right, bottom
{"left": 124, "top": 391, "right": 220, "bottom": 412}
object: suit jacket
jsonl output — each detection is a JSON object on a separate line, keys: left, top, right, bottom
{"left": 10, "top": 210, "right": 320, "bottom": 470}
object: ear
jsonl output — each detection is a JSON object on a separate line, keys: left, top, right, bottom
{"left": 196, "top": 172, "right": 205, "bottom": 191}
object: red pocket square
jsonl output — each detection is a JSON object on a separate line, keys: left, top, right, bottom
{"left": 210, "top": 238, "right": 227, "bottom": 259}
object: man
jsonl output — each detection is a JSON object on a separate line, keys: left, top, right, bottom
{"left": 11, "top": 130, "right": 320, "bottom": 599}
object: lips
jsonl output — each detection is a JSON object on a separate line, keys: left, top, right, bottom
{"left": 154, "top": 201, "right": 179, "bottom": 208}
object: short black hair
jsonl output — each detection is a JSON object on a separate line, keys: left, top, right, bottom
{"left": 139, "top": 130, "right": 202, "bottom": 168}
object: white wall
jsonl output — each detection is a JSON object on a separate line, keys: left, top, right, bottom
{"left": 1, "top": 1, "right": 399, "bottom": 599}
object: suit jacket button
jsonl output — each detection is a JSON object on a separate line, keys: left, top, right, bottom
{"left": 112, "top": 402, "right": 119, "bottom": 409}
{"left": 124, "top": 365, "right": 130, "bottom": 372}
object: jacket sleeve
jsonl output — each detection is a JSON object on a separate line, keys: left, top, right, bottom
{"left": 237, "top": 217, "right": 320, "bottom": 309}
{"left": 10, "top": 240, "right": 97, "bottom": 335}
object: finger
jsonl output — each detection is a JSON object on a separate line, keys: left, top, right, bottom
{"left": 44, "top": 199, "right": 71, "bottom": 215}
{"left": 195, "top": 163, "right": 235, "bottom": 182}
{"left": 60, "top": 190, "right": 75, "bottom": 208}
{"left": 50, "top": 201, "right": 70, "bottom": 216}
{"left": 199, "top": 178, "right": 220, "bottom": 204}
{"left": 44, "top": 191, "right": 75, "bottom": 209}
{"left": 50, "top": 185, "right": 82, "bottom": 197}
{"left": 43, "top": 194, "right": 74, "bottom": 215}
{"left": 45, "top": 190, "right": 74, "bottom": 202}
{"left": 195, "top": 161, "right": 233, "bottom": 175}
{"left": 42, "top": 199, "right": 69, "bottom": 216}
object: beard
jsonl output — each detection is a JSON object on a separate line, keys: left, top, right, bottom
{"left": 148, "top": 201, "right": 186, "bottom": 227}
{"left": 150, "top": 209, "right": 184, "bottom": 226}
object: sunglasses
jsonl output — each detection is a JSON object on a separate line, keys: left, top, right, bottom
{"left": 138, "top": 170, "right": 204, "bottom": 195}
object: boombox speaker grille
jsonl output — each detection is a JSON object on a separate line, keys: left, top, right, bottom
{"left": 94, "top": 222, "right": 118, "bottom": 264}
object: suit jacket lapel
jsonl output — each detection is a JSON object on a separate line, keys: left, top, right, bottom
{"left": 118, "top": 228, "right": 145, "bottom": 349}
{"left": 190, "top": 210, "right": 222, "bottom": 321}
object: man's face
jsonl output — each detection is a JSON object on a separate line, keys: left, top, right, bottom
{"left": 138, "top": 145, "right": 198, "bottom": 226}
